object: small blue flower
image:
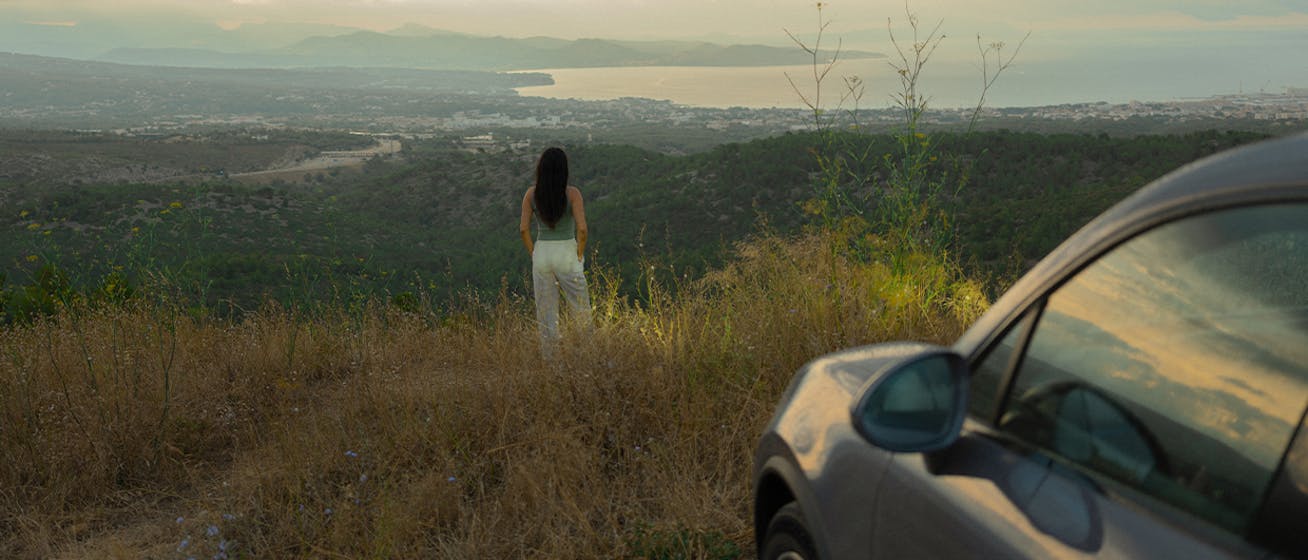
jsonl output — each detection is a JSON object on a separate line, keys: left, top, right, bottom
{"left": 447, "top": 476, "right": 457, "bottom": 483}
{"left": 206, "top": 525, "right": 220, "bottom": 537}
{"left": 177, "top": 537, "right": 191, "bottom": 551}
{"left": 176, "top": 516, "right": 185, "bottom": 524}
{"left": 222, "top": 513, "right": 236, "bottom": 521}
{"left": 324, "top": 508, "right": 334, "bottom": 515}
{"left": 344, "top": 450, "right": 359, "bottom": 458}
{"left": 219, "top": 539, "right": 229, "bottom": 551}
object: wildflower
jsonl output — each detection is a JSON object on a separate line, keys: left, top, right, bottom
{"left": 27, "top": 222, "right": 40, "bottom": 230}
{"left": 25, "top": 255, "right": 37, "bottom": 262}
{"left": 447, "top": 476, "right": 457, "bottom": 483}
{"left": 19, "top": 210, "right": 28, "bottom": 218}
{"left": 176, "top": 516, "right": 185, "bottom": 524}
{"left": 324, "top": 508, "right": 333, "bottom": 515}
{"left": 131, "top": 226, "right": 140, "bottom": 233}
{"left": 222, "top": 513, "right": 236, "bottom": 521}
{"left": 344, "top": 450, "right": 358, "bottom": 458}
{"left": 42, "top": 230, "right": 50, "bottom": 236}
{"left": 359, "top": 473, "right": 368, "bottom": 483}
{"left": 206, "top": 525, "right": 220, "bottom": 537}
{"left": 159, "top": 209, "right": 171, "bottom": 216}
{"left": 178, "top": 537, "right": 190, "bottom": 551}
{"left": 914, "top": 132, "right": 926, "bottom": 139}
{"left": 170, "top": 201, "right": 184, "bottom": 209}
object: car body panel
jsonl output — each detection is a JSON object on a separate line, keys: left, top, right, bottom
{"left": 755, "top": 343, "right": 937, "bottom": 558}
{"left": 873, "top": 431, "right": 1265, "bottom": 559}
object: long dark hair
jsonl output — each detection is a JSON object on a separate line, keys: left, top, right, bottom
{"left": 533, "top": 147, "right": 569, "bottom": 229}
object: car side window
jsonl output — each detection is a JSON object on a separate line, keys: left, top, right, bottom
{"left": 969, "top": 312, "right": 1033, "bottom": 421}
{"left": 998, "top": 203, "right": 1308, "bottom": 534}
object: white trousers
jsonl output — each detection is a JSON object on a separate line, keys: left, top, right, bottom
{"left": 532, "top": 239, "right": 591, "bottom": 348}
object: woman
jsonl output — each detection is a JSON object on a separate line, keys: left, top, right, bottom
{"left": 519, "top": 147, "right": 591, "bottom": 350}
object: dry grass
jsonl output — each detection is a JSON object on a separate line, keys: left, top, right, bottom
{"left": 0, "top": 231, "right": 984, "bottom": 559}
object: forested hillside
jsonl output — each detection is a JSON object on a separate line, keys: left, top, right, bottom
{"left": 0, "top": 128, "right": 1270, "bottom": 318}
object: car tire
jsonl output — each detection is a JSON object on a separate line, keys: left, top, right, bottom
{"left": 762, "top": 502, "right": 818, "bottom": 560}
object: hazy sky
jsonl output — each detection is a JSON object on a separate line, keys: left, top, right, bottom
{"left": 5, "top": 0, "right": 1307, "bottom": 106}
{"left": 9, "top": 0, "right": 1308, "bottom": 48}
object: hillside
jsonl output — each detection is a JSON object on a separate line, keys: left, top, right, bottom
{"left": 0, "top": 127, "right": 1275, "bottom": 556}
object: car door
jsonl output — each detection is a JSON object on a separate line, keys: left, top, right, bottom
{"left": 871, "top": 202, "right": 1308, "bottom": 558}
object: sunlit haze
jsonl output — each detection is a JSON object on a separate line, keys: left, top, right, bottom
{"left": 3, "top": 0, "right": 1307, "bottom": 106}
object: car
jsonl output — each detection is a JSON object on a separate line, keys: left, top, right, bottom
{"left": 753, "top": 131, "right": 1308, "bottom": 560}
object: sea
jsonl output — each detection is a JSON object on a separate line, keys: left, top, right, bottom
{"left": 512, "top": 57, "right": 1294, "bottom": 110}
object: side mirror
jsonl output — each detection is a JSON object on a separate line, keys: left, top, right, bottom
{"left": 852, "top": 351, "right": 969, "bottom": 453}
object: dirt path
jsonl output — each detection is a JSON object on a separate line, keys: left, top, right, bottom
{"left": 229, "top": 138, "right": 403, "bottom": 179}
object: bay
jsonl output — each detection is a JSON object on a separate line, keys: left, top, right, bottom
{"left": 511, "top": 54, "right": 1291, "bottom": 110}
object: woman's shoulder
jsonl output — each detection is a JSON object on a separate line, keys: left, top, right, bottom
{"left": 566, "top": 185, "right": 583, "bottom": 197}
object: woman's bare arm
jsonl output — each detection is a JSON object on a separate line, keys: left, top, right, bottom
{"left": 519, "top": 188, "right": 535, "bottom": 255}
{"left": 568, "top": 186, "right": 587, "bottom": 262}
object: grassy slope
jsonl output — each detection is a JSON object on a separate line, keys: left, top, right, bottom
{"left": 0, "top": 231, "right": 980, "bottom": 558}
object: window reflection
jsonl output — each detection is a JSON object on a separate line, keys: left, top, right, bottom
{"left": 1002, "top": 204, "right": 1308, "bottom": 533}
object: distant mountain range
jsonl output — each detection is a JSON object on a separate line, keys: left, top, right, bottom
{"left": 1, "top": 18, "right": 881, "bottom": 71}
{"left": 0, "top": 52, "right": 554, "bottom": 127}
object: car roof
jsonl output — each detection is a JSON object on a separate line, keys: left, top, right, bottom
{"left": 956, "top": 130, "right": 1308, "bottom": 358}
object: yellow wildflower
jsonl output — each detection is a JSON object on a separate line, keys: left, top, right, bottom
{"left": 26, "top": 222, "right": 40, "bottom": 230}
{"left": 169, "top": 201, "right": 184, "bottom": 209}
{"left": 25, "top": 255, "right": 38, "bottom": 262}
{"left": 19, "top": 210, "right": 28, "bottom": 218}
